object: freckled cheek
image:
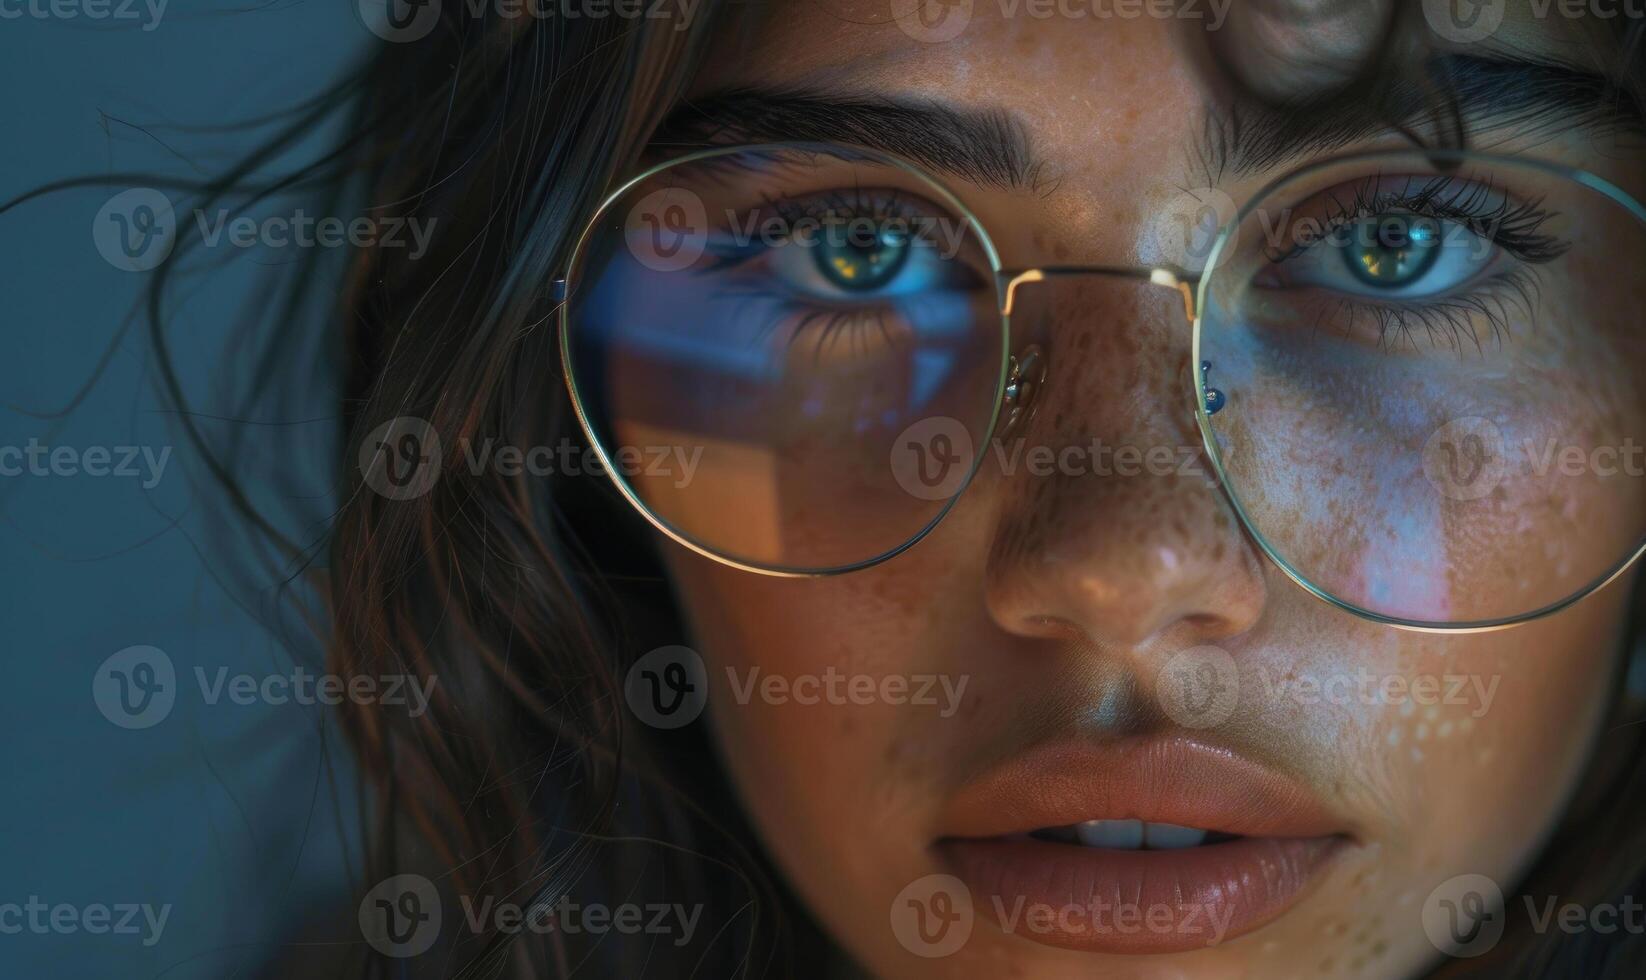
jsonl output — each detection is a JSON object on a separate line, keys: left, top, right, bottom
{"left": 668, "top": 560, "right": 965, "bottom": 858}
{"left": 1203, "top": 304, "right": 1645, "bottom": 624}
{"left": 1359, "top": 606, "right": 1622, "bottom": 871}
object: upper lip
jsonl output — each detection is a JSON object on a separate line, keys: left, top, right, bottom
{"left": 936, "top": 734, "right": 1350, "bottom": 842}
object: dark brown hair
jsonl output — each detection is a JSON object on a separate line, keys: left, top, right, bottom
{"left": 39, "top": 3, "right": 1646, "bottom": 976}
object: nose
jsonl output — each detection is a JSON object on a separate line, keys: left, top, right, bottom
{"left": 983, "top": 278, "right": 1266, "bottom": 649}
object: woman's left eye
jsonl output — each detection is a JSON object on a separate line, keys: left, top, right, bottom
{"left": 1273, "top": 213, "right": 1498, "bottom": 299}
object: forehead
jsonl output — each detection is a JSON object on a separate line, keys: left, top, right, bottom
{"left": 694, "top": 0, "right": 1200, "bottom": 82}
{"left": 691, "top": 3, "right": 1206, "bottom": 182}
{"left": 679, "top": 1, "right": 1633, "bottom": 258}
{"left": 690, "top": 0, "right": 1602, "bottom": 105}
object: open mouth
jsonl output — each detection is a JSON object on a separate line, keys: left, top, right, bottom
{"left": 934, "top": 736, "right": 1354, "bottom": 954}
{"left": 1023, "top": 819, "right": 1240, "bottom": 849}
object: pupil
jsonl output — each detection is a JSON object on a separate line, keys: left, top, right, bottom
{"left": 815, "top": 227, "right": 910, "bottom": 291}
{"left": 1344, "top": 215, "right": 1442, "bottom": 287}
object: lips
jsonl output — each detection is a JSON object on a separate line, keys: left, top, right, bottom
{"left": 935, "top": 735, "right": 1352, "bottom": 954}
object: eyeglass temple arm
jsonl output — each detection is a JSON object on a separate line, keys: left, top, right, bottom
{"left": 998, "top": 266, "right": 1199, "bottom": 321}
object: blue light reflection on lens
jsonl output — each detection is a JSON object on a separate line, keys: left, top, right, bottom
{"left": 578, "top": 243, "right": 979, "bottom": 426}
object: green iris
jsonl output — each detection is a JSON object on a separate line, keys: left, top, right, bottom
{"left": 813, "top": 227, "right": 911, "bottom": 291}
{"left": 1343, "top": 215, "right": 1442, "bottom": 288}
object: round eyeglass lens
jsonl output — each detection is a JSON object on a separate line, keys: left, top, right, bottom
{"left": 562, "top": 143, "right": 1007, "bottom": 572}
{"left": 1197, "top": 150, "right": 1646, "bottom": 628}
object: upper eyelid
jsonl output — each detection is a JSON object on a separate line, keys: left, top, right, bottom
{"left": 1263, "top": 178, "right": 1563, "bottom": 264}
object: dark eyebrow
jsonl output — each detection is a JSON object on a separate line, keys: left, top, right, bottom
{"left": 652, "top": 55, "right": 1641, "bottom": 194}
{"left": 649, "top": 88, "right": 1050, "bottom": 191}
{"left": 1201, "top": 53, "right": 1646, "bottom": 180}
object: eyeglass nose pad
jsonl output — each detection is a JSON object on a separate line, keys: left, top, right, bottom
{"left": 1000, "top": 344, "right": 1047, "bottom": 436}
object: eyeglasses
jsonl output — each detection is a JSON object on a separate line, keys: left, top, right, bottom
{"left": 555, "top": 141, "right": 1646, "bottom": 632}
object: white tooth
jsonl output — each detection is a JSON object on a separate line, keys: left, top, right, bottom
{"left": 1143, "top": 822, "right": 1208, "bottom": 850}
{"left": 1075, "top": 819, "right": 1144, "bottom": 849}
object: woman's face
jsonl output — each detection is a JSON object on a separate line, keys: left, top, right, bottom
{"left": 647, "top": 5, "right": 1644, "bottom": 977}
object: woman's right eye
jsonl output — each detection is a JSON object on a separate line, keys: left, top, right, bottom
{"left": 804, "top": 227, "right": 912, "bottom": 292}
{"left": 763, "top": 223, "right": 961, "bottom": 301}
{"left": 704, "top": 191, "right": 988, "bottom": 308}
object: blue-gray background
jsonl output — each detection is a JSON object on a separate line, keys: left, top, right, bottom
{"left": 2, "top": 5, "right": 378, "bottom": 976}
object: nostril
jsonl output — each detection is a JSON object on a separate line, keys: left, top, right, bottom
{"left": 1180, "top": 612, "right": 1225, "bottom": 634}
{"left": 1019, "top": 613, "right": 1088, "bottom": 643}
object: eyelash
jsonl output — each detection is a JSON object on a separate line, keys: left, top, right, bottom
{"left": 1315, "top": 271, "right": 1547, "bottom": 353}
{"left": 701, "top": 174, "right": 1570, "bottom": 357}
{"left": 700, "top": 187, "right": 921, "bottom": 267}
{"left": 1269, "top": 174, "right": 1567, "bottom": 264}
{"left": 1271, "top": 175, "right": 1568, "bottom": 353}
{"left": 700, "top": 190, "right": 941, "bottom": 356}
{"left": 768, "top": 187, "right": 916, "bottom": 231}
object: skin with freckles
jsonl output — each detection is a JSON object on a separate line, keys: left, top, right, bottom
{"left": 627, "top": 4, "right": 1646, "bottom": 978}
{"left": 1197, "top": 155, "right": 1646, "bottom": 624}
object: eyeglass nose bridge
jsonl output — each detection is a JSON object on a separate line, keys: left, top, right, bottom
{"left": 993, "top": 264, "right": 1214, "bottom": 437}
{"left": 998, "top": 265, "right": 1199, "bottom": 322}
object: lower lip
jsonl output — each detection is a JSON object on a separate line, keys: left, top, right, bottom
{"left": 939, "top": 835, "right": 1345, "bottom": 954}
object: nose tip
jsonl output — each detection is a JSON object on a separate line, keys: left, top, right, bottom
{"left": 980, "top": 271, "right": 1265, "bottom": 653}
{"left": 990, "top": 536, "right": 1265, "bottom": 650}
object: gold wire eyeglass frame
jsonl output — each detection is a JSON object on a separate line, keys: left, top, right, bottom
{"left": 554, "top": 141, "right": 1646, "bottom": 635}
